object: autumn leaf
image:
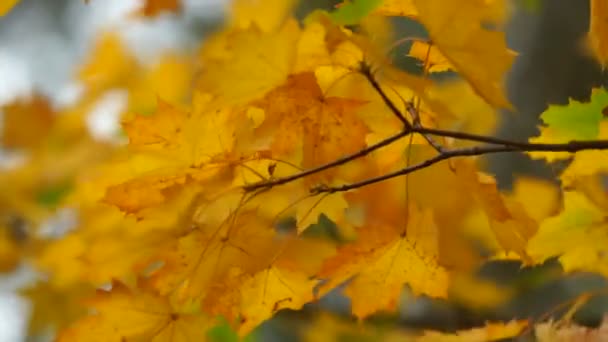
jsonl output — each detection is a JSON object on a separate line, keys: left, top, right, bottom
{"left": 198, "top": 19, "right": 300, "bottom": 105}
{"left": 412, "top": 0, "right": 515, "bottom": 108}
{"left": 103, "top": 97, "right": 246, "bottom": 213}
{"left": 318, "top": 206, "right": 448, "bottom": 319}
{"left": 589, "top": 0, "right": 608, "bottom": 67}
{"left": 527, "top": 191, "right": 608, "bottom": 277}
{"left": 229, "top": 0, "right": 297, "bottom": 32}
{"left": 253, "top": 72, "right": 369, "bottom": 180}
{"left": 238, "top": 265, "right": 318, "bottom": 335}
{"left": 408, "top": 41, "right": 453, "bottom": 73}
{"left": 465, "top": 170, "right": 537, "bottom": 262}
{"left": 373, "top": 0, "right": 418, "bottom": 18}
{"left": 417, "top": 320, "right": 528, "bottom": 342}
{"left": 150, "top": 210, "right": 277, "bottom": 299}
{"left": 58, "top": 281, "right": 213, "bottom": 342}
{"left": 79, "top": 32, "right": 138, "bottom": 93}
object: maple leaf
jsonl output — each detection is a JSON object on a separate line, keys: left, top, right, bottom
{"left": 103, "top": 96, "right": 249, "bottom": 213}
{"left": 150, "top": 210, "right": 277, "bottom": 299}
{"left": 560, "top": 123, "right": 608, "bottom": 187}
{"left": 79, "top": 32, "right": 138, "bottom": 93}
{"left": 589, "top": 0, "right": 608, "bottom": 67}
{"left": 198, "top": 19, "right": 300, "bottom": 105}
{"left": 527, "top": 191, "right": 608, "bottom": 277}
{"left": 318, "top": 206, "right": 448, "bottom": 319}
{"left": 253, "top": 72, "right": 369, "bottom": 180}
{"left": 238, "top": 265, "right": 318, "bottom": 335}
{"left": 127, "top": 54, "right": 193, "bottom": 114}
{"left": 412, "top": 0, "right": 515, "bottom": 108}
{"left": 230, "top": 0, "right": 297, "bottom": 32}
{"left": 373, "top": 0, "right": 418, "bottom": 18}
{"left": 57, "top": 281, "right": 213, "bottom": 342}
{"left": 417, "top": 320, "right": 528, "bottom": 342}
{"left": 529, "top": 88, "right": 608, "bottom": 162}
{"left": 408, "top": 41, "right": 453, "bottom": 73}
{"left": 464, "top": 170, "right": 537, "bottom": 263}
{"left": 22, "top": 282, "right": 92, "bottom": 335}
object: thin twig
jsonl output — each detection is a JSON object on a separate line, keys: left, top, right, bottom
{"left": 242, "top": 130, "right": 411, "bottom": 192}
{"left": 405, "top": 101, "right": 446, "bottom": 152}
{"left": 359, "top": 61, "right": 412, "bottom": 130}
{"left": 311, "top": 140, "right": 608, "bottom": 194}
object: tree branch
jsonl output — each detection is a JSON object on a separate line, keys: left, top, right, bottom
{"left": 242, "top": 62, "right": 608, "bottom": 197}
{"left": 359, "top": 62, "right": 412, "bottom": 130}
{"left": 310, "top": 140, "right": 608, "bottom": 194}
{"left": 242, "top": 130, "right": 412, "bottom": 192}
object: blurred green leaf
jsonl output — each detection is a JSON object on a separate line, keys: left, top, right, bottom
{"left": 329, "top": 0, "right": 382, "bottom": 25}
{"left": 207, "top": 317, "right": 256, "bottom": 342}
{"left": 36, "top": 181, "right": 73, "bottom": 208}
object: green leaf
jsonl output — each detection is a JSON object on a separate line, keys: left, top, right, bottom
{"left": 207, "top": 317, "right": 256, "bottom": 342}
{"left": 540, "top": 89, "right": 608, "bottom": 141}
{"left": 329, "top": 0, "right": 383, "bottom": 26}
{"left": 36, "top": 181, "right": 73, "bottom": 208}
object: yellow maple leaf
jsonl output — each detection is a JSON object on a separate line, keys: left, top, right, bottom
{"left": 127, "top": 54, "right": 193, "bottom": 114}
{"left": 418, "top": 320, "right": 527, "bottom": 342}
{"left": 589, "top": 0, "right": 608, "bottom": 67}
{"left": 318, "top": 206, "right": 448, "bottom": 319}
{"left": 103, "top": 96, "right": 250, "bottom": 213}
{"left": 527, "top": 191, "right": 608, "bottom": 276}
{"left": 457, "top": 164, "right": 537, "bottom": 263}
{"left": 230, "top": 0, "right": 296, "bottom": 32}
{"left": 373, "top": 0, "right": 418, "bottom": 18}
{"left": 198, "top": 19, "right": 300, "bottom": 105}
{"left": 408, "top": 41, "right": 453, "bottom": 73}
{"left": 22, "top": 282, "right": 92, "bottom": 335}
{"left": 412, "top": 0, "right": 515, "bottom": 108}
{"left": 238, "top": 265, "right": 318, "bottom": 335}
{"left": 57, "top": 282, "right": 212, "bottom": 342}
{"left": 150, "top": 210, "right": 277, "bottom": 299}
{"left": 79, "top": 32, "right": 138, "bottom": 93}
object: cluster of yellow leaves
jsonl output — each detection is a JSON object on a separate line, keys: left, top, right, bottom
{"left": 304, "top": 313, "right": 528, "bottom": 342}
{"left": 48, "top": 0, "right": 532, "bottom": 337}
{"left": 5, "top": 0, "right": 608, "bottom": 340}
